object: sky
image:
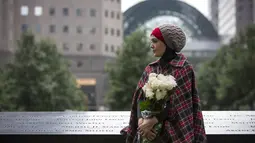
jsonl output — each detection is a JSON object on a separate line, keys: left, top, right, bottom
{"left": 121, "top": 0, "right": 210, "bottom": 18}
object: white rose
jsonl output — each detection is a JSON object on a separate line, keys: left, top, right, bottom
{"left": 155, "top": 89, "right": 167, "bottom": 100}
{"left": 167, "top": 75, "right": 176, "bottom": 81}
{"left": 157, "top": 74, "right": 165, "bottom": 81}
{"left": 145, "top": 88, "right": 154, "bottom": 99}
{"left": 159, "top": 82, "right": 169, "bottom": 90}
{"left": 159, "top": 75, "right": 177, "bottom": 90}
{"left": 149, "top": 73, "right": 157, "bottom": 78}
{"left": 148, "top": 77, "right": 157, "bottom": 84}
{"left": 166, "top": 80, "right": 177, "bottom": 90}
{"left": 150, "top": 79, "right": 163, "bottom": 90}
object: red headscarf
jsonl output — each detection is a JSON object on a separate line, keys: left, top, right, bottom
{"left": 151, "top": 27, "right": 166, "bottom": 44}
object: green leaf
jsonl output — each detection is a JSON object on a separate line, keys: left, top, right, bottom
{"left": 139, "top": 100, "right": 152, "bottom": 111}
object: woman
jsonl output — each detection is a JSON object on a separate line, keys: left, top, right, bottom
{"left": 121, "top": 24, "right": 207, "bottom": 143}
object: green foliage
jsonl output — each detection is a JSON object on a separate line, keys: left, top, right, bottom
{"left": 105, "top": 30, "right": 153, "bottom": 110}
{"left": 0, "top": 32, "right": 87, "bottom": 111}
{"left": 198, "top": 24, "right": 255, "bottom": 110}
{"left": 139, "top": 100, "right": 152, "bottom": 111}
{"left": 197, "top": 46, "right": 229, "bottom": 110}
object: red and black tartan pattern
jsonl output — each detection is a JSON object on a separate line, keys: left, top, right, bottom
{"left": 120, "top": 54, "right": 207, "bottom": 143}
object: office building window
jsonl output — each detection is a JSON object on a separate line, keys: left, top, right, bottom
{"left": 63, "top": 8, "right": 69, "bottom": 16}
{"left": 105, "top": 10, "right": 108, "bottom": 17}
{"left": 237, "top": 5, "right": 243, "bottom": 12}
{"left": 90, "top": 9, "right": 96, "bottom": 17}
{"left": 116, "top": 12, "right": 120, "bottom": 19}
{"left": 77, "top": 61, "right": 83, "bottom": 67}
{"left": 116, "top": 29, "right": 120, "bottom": 36}
{"left": 77, "top": 26, "right": 82, "bottom": 34}
{"left": 111, "top": 45, "right": 114, "bottom": 52}
{"left": 63, "top": 43, "right": 69, "bottom": 51}
{"left": 90, "top": 44, "right": 96, "bottom": 50}
{"left": 21, "top": 24, "right": 28, "bottom": 32}
{"left": 49, "top": 25, "right": 56, "bottom": 33}
{"left": 111, "top": 11, "right": 114, "bottom": 18}
{"left": 105, "top": 44, "right": 109, "bottom": 51}
{"left": 105, "top": 28, "right": 108, "bottom": 35}
{"left": 76, "top": 8, "right": 82, "bottom": 16}
{"left": 111, "top": 28, "right": 114, "bottom": 36}
{"left": 21, "top": 6, "right": 29, "bottom": 16}
{"left": 49, "top": 8, "right": 55, "bottom": 16}
{"left": 63, "top": 25, "right": 69, "bottom": 33}
{"left": 90, "top": 27, "right": 96, "bottom": 34}
{"left": 77, "top": 43, "right": 83, "bottom": 51}
{"left": 34, "top": 6, "right": 43, "bottom": 16}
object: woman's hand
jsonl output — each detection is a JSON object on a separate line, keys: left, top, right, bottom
{"left": 145, "top": 129, "right": 157, "bottom": 141}
{"left": 138, "top": 118, "right": 144, "bottom": 126}
{"left": 138, "top": 118, "right": 156, "bottom": 141}
{"left": 138, "top": 117, "right": 158, "bottom": 138}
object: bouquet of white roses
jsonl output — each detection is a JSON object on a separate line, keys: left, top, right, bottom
{"left": 139, "top": 73, "right": 177, "bottom": 143}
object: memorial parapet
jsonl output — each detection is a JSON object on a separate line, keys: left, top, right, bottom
{"left": 0, "top": 111, "right": 255, "bottom": 135}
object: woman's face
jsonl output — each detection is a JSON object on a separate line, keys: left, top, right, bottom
{"left": 150, "top": 35, "right": 166, "bottom": 57}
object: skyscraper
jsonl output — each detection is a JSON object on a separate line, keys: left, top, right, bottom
{"left": 209, "top": 0, "right": 254, "bottom": 44}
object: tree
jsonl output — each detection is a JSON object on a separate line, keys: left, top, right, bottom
{"left": 0, "top": 68, "right": 7, "bottom": 110}
{"left": 197, "top": 46, "right": 229, "bottom": 110}
{"left": 105, "top": 30, "right": 153, "bottom": 110}
{"left": 197, "top": 24, "right": 255, "bottom": 110}
{"left": 216, "top": 25, "right": 255, "bottom": 110}
{"left": 0, "top": 32, "right": 87, "bottom": 111}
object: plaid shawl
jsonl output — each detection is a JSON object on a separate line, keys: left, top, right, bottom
{"left": 120, "top": 54, "right": 207, "bottom": 143}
